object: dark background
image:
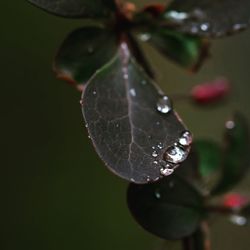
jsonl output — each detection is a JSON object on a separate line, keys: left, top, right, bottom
{"left": 1, "top": 1, "right": 250, "bottom": 249}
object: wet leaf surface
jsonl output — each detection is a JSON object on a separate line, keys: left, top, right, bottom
{"left": 164, "top": 0, "right": 250, "bottom": 37}
{"left": 212, "top": 113, "right": 250, "bottom": 195}
{"left": 27, "top": 0, "right": 116, "bottom": 18}
{"left": 82, "top": 42, "right": 189, "bottom": 183}
{"left": 148, "top": 28, "right": 209, "bottom": 71}
{"left": 54, "top": 27, "right": 117, "bottom": 87}
{"left": 127, "top": 175, "right": 205, "bottom": 239}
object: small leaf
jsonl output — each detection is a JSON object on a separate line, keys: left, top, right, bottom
{"left": 191, "top": 78, "right": 230, "bottom": 104}
{"left": 54, "top": 26, "right": 117, "bottom": 88}
{"left": 127, "top": 175, "right": 205, "bottom": 240}
{"left": 194, "top": 140, "right": 222, "bottom": 178}
{"left": 164, "top": 0, "right": 250, "bottom": 37}
{"left": 143, "top": 28, "right": 209, "bottom": 71}
{"left": 82, "top": 42, "right": 190, "bottom": 183}
{"left": 212, "top": 113, "right": 250, "bottom": 195}
{"left": 176, "top": 140, "right": 222, "bottom": 194}
{"left": 27, "top": 0, "right": 116, "bottom": 18}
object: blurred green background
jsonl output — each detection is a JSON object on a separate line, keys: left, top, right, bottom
{"left": 2, "top": 1, "right": 250, "bottom": 250}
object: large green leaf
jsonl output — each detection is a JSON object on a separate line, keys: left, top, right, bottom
{"left": 212, "top": 113, "right": 250, "bottom": 195}
{"left": 164, "top": 0, "right": 250, "bottom": 37}
{"left": 27, "top": 0, "right": 116, "bottom": 18}
{"left": 81, "top": 42, "right": 191, "bottom": 183}
{"left": 147, "top": 28, "right": 209, "bottom": 71}
{"left": 54, "top": 26, "right": 117, "bottom": 87}
{"left": 127, "top": 175, "right": 205, "bottom": 239}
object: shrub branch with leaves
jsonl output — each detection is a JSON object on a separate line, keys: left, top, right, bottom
{"left": 26, "top": 0, "right": 250, "bottom": 249}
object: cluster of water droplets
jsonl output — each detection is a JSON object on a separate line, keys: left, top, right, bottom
{"left": 160, "top": 131, "right": 193, "bottom": 177}
{"left": 154, "top": 94, "right": 192, "bottom": 176}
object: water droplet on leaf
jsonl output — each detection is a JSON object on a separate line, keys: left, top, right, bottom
{"left": 164, "top": 145, "right": 189, "bottom": 164}
{"left": 152, "top": 151, "right": 158, "bottom": 157}
{"left": 178, "top": 131, "right": 193, "bottom": 147}
{"left": 160, "top": 167, "right": 174, "bottom": 176}
{"left": 157, "top": 96, "right": 172, "bottom": 114}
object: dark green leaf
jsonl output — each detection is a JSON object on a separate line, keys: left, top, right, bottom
{"left": 164, "top": 0, "right": 250, "bottom": 37}
{"left": 176, "top": 140, "right": 222, "bottom": 195}
{"left": 82, "top": 42, "right": 190, "bottom": 183}
{"left": 127, "top": 175, "right": 205, "bottom": 239}
{"left": 54, "top": 27, "right": 117, "bottom": 87}
{"left": 194, "top": 140, "right": 222, "bottom": 178}
{"left": 148, "top": 28, "right": 209, "bottom": 71}
{"left": 27, "top": 0, "right": 116, "bottom": 18}
{"left": 212, "top": 113, "right": 250, "bottom": 195}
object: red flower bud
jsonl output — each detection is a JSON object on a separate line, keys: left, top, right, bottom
{"left": 223, "top": 193, "right": 249, "bottom": 210}
{"left": 191, "top": 78, "right": 230, "bottom": 104}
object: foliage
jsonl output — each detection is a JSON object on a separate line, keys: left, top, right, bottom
{"left": 26, "top": 0, "right": 250, "bottom": 249}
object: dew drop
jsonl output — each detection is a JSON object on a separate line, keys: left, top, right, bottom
{"left": 230, "top": 215, "right": 248, "bottom": 226}
{"left": 141, "top": 80, "right": 147, "bottom": 85}
{"left": 130, "top": 178, "right": 135, "bottom": 182}
{"left": 157, "top": 96, "right": 172, "bottom": 114}
{"left": 92, "top": 91, "right": 97, "bottom": 95}
{"left": 178, "top": 131, "right": 193, "bottom": 147}
{"left": 157, "top": 143, "right": 163, "bottom": 149}
{"left": 79, "top": 99, "right": 83, "bottom": 106}
{"left": 153, "top": 161, "right": 158, "bottom": 164}
{"left": 152, "top": 151, "right": 158, "bottom": 158}
{"left": 164, "top": 145, "right": 189, "bottom": 164}
{"left": 160, "top": 167, "right": 174, "bottom": 176}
